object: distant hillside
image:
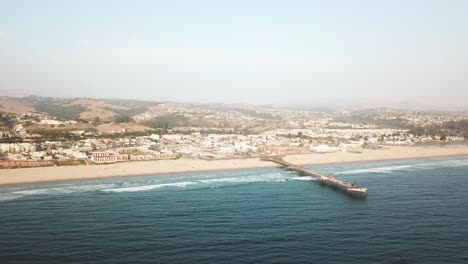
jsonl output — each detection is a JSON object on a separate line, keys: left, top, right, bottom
{"left": 0, "top": 98, "right": 35, "bottom": 114}
{"left": 0, "top": 96, "right": 289, "bottom": 129}
{"left": 0, "top": 97, "right": 161, "bottom": 122}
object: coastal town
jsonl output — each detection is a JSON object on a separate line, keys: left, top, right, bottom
{"left": 0, "top": 97, "right": 467, "bottom": 168}
{"left": 4, "top": 2, "right": 468, "bottom": 263}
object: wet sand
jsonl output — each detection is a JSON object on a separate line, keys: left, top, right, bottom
{"left": 1, "top": 145, "right": 468, "bottom": 186}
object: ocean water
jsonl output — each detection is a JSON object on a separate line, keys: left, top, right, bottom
{"left": 1, "top": 157, "right": 468, "bottom": 264}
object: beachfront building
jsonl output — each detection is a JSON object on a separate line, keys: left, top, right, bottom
{"left": 310, "top": 144, "right": 339, "bottom": 153}
{"left": 91, "top": 151, "right": 118, "bottom": 163}
{"left": 0, "top": 143, "right": 36, "bottom": 153}
{"left": 340, "top": 143, "right": 363, "bottom": 153}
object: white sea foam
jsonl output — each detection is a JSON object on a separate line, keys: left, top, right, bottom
{"left": 0, "top": 193, "right": 25, "bottom": 202}
{"left": 12, "top": 184, "right": 116, "bottom": 196}
{"left": 104, "top": 173, "right": 292, "bottom": 193}
{"left": 442, "top": 160, "right": 468, "bottom": 167}
{"left": 0, "top": 183, "right": 117, "bottom": 202}
{"left": 198, "top": 173, "right": 287, "bottom": 185}
{"left": 337, "top": 165, "right": 416, "bottom": 175}
{"left": 1, "top": 172, "right": 296, "bottom": 200}
{"left": 337, "top": 159, "right": 468, "bottom": 175}
{"left": 199, "top": 177, "right": 258, "bottom": 184}
{"left": 291, "top": 176, "right": 318, "bottom": 181}
{"left": 102, "top": 181, "right": 197, "bottom": 193}
{"left": 13, "top": 189, "right": 51, "bottom": 195}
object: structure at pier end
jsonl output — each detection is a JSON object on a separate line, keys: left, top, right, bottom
{"left": 261, "top": 156, "right": 368, "bottom": 198}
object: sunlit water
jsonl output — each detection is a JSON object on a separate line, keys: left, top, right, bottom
{"left": 1, "top": 157, "right": 468, "bottom": 263}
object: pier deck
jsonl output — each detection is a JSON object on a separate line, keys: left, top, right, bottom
{"left": 261, "top": 157, "right": 368, "bottom": 198}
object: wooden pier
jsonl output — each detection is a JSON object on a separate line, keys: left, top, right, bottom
{"left": 261, "top": 157, "right": 368, "bottom": 198}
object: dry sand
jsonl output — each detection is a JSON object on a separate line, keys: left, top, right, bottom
{"left": 1, "top": 145, "right": 468, "bottom": 186}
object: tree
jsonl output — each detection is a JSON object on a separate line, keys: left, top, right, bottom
{"left": 0, "top": 151, "right": 7, "bottom": 161}
{"left": 115, "top": 115, "right": 134, "bottom": 123}
{"left": 75, "top": 118, "right": 88, "bottom": 123}
{"left": 93, "top": 116, "right": 101, "bottom": 125}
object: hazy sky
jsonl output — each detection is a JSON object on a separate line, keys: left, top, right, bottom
{"left": 1, "top": 0, "right": 467, "bottom": 108}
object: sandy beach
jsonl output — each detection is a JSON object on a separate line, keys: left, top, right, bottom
{"left": 1, "top": 145, "right": 468, "bottom": 186}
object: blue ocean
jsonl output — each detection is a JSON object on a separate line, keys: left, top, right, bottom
{"left": 1, "top": 157, "right": 468, "bottom": 264}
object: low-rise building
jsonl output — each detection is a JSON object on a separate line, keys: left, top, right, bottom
{"left": 91, "top": 151, "right": 118, "bottom": 163}
{"left": 310, "top": 144, "right": 339, "bottom": 153}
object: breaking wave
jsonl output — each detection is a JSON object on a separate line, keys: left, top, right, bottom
{"left": 3, "top": 157, "right": 468, "bottom": 202}
{"left": 0, "top": 193, "right": 25, "bottom": 202}
{"left": 102, "top": 182, "right": 197, "bottom": 193}
{"left": 290, "top": 176, "right": 318, "bottom": 181}
{"left": 0, "top": 171, "right": 321, "bottom": 200}
{"left": 12, "top": 184, "right": 117, "bottom": 196}
{"left": 198, "top": 173, "right": 287, "bottom": 184}
{"left": 103, "top": 173, "right": 305, "bottom": 193}
{"left": 440, "top": 159, "right": 468, "bottom": 167}
{"left": 337, "top": 158, "right": 468, "bottom": 175}
{"left": 0, "top": 184, "right": 117, "bottom": 202}
{"left": 337, "top": 165, "right": 417, "bottom": 175}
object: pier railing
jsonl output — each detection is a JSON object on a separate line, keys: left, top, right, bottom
{"left": 261, "top": 157, "right": 368, "bottom": 198}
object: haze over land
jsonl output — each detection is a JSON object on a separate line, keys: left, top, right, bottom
{"left": 1, "top": 1, "right": 468, "bottom": 181}
{"left": 3, "top": 3, "right": 468, "bottom": 264}
{"left": 1, "top": 1, "right": 468, "bottom": 109}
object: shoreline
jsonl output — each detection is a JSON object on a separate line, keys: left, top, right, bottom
{"left": 1, "top": 145, "right": 468, "bottom": 186}
{"left": 296, "top": 153, "right": 468, "bottom": 167}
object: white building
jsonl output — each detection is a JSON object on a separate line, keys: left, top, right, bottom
{"left": 40, "top": 119, "right": 63, "bottom": 125}
{"left": 91, "top": 152, "right": 118, "bottom": 163}
{"left": 149, "top": 134, "right": 160, "bottom": 140}
{"left": 310, "top": 144, "right": 338, "bottom": 153}
{"left": 340, "top": 143, "right": 363, "bottom": 153}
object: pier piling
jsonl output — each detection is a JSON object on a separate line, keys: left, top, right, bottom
{"left": 261, "top": 157, "right": 368, "bottom": 198}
